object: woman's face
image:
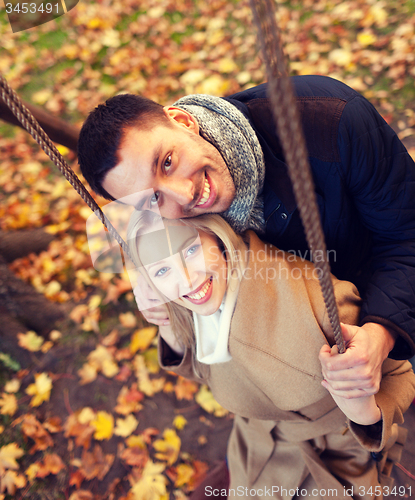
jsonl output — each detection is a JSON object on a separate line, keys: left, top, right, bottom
{"left": 137, "top": 222, "right": 227, "bottom": 316}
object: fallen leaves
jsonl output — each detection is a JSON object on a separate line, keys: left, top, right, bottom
{"left": 91, "top": 411, "right": 114, "bottom": 441}
{"left": 0, "top": 443, "right": 26, "bottom": 495}
{"left": 25, "top": 372, "right": 53, "bottom": 407}
{"left": 153, "top": 429, "right": 181, "bottom": 466}
{"left": 3, "top": 0, "right": 413, "bottom": 498}
{"left": 0, "top": 393, "right": 18, "bottom": 417}
{"left": 195, "top": 385, "right": 229, "bottom": 418}
{"left": 73, "top": 445, "right": 114, "bottom": 482}
{"left": 114, "top": 414, "right": 139, "bottom": 438}
{"left": 128, "top": 460, "right": 168, "bottom": 500}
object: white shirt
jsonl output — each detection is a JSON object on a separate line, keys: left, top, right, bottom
{"left": 192, "top": 273, "right": 240, "bottom": 365}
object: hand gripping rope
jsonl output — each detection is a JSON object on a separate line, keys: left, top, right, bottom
{"left": 0, "top": 0, "right": 345, "bottom": 352}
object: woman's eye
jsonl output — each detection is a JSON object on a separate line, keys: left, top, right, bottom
{"left": 164, "top": 155, "right": 172, "bottom": 172}
{"left": 186, "top": 244, "right": 200, "bottom": 257}
{"left": 155, "top": 266, "right": 169, "bottom": 277}
{"left": 149, "top": 191, "right": 160, "bottom": 207}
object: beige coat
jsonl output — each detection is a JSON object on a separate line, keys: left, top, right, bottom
{"left": 159, "top": 232, "right": 415, "bottom": 499}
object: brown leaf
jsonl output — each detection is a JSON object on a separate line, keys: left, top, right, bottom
{"left": 64, "top": 413, "right": 94, "bottom": 450}
{"left": 79, "top": 445, "right": 114, "bottom": 481}
{"left": 120, "top": 446, "right": 148, "bottom": 467}
{"left": 18, "top": 414, "right": 54, "bottom": 453}
{"left": 36, "top": 453, "right": 65, "bottom": 478}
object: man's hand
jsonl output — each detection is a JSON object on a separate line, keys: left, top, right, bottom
{"left": 319, "top": 322, "right": 396, "bottom": 399}
{"left": 133, "top": 272, "right": 170, "bottom": 326}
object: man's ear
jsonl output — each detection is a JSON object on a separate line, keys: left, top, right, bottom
{"left": 163, "top": 106, "right": 199, "bottom": 134}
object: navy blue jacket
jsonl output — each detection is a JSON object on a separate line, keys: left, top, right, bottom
{"left": 225, "top": 75, "right": 415, "bottom": 359}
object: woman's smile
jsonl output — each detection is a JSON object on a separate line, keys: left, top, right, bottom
{"left": 183, "top": 277, "right": 213, "bottom": 304}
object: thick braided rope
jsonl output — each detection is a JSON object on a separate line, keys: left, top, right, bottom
{"left": 250, "top": 0, "right": 345, "bottom": 352}
{"left": 0, "top": 74, "right": 135, "bottom": 264}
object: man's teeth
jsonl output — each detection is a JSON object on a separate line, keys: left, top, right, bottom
{"left": 187, "top": 279, "right": 211, "bottom": 300}
{"left": 197, "top": 177, "right": 210, "bottom": 206}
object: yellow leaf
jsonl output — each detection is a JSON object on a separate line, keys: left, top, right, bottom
{"left": 130, "top": 327, "right": 157, "bottom": 354}
{"left": 218, "top": 58, "right": 238, "bottom": 73}
{"left": 0, "top": 469, "right": 26, "bottom": 495}
{"left": 328, "top": 48, "right": 353, "bottom": 67}
{"left": 119, "top": 311, "right": 137, "bottom": 328}
{"left": 144, "top": 348, "right": 160, "bottom": 374}
{"left": 153, "top": 429, "right": 181, "bottom": 466}
{"left": 77, "top": 362, "right": 98, "bottom": 385}
{"left": 26, "top": 373, "right": 52, "bottom": 407}
{"left": 91, "top": 411, "right": 114, "bottom": 440}
{"left": 0, "top": 443, "right": 24, "bottom": 471}
{"left": 175, "top": 463, "right": 194, "bottom": 487}
{"left": 88, "top": 345, "right": 114, "bottom": 368}
{"left": 126, "top": 435, "right": 146, "bottom": 449}
{"left": 4, "top": 379, "right": 20, "bottom": 393}
{"left": 88, "top": 294, "right": 102, "bottom": 311}
{"left": 25, "top": 462, "right": 40, "bottom": 481}
{"left": 195, "top": 385, "right": 228, "bottom": 417}
{"left": 32, "top": 89, "right": 52, "bottom": 106}
{"left": 0, "top": 393, "right": 18, "bottom": 416}
{"left": 133, "top": 356, "right": 165, "bottom": 397}
{"left": 114, "top": 414, "right": 138, "bottom": 437}
{"left": 17, "top": 331, "right": 44, "bottom": 352}
{"left": 56, "top": 145, "right": 69, "bottom": 156}
{"left": 101, "top": 358, "right": 119, "bottom": 378}
{"left": 357, "top": 31, "right": 377, "bottom": 47}
{"left": 130, "top": 460, "right": 168, "bottom": 500}
{"left": 78, "top": 407, "right": 96, "bottom": 425}
{"left": 197, "top": 75, "right": 230, "bottom": 96}
{"left": 173, "top": 415, "right": 187, "bottom": 431}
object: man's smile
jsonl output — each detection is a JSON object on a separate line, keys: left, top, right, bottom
{"left": 194, "top": 173, "right": 216, "bottom": 210}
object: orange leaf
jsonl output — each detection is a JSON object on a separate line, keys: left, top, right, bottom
{"left": 174, "top": 377, "right": 199, "bottom": 400}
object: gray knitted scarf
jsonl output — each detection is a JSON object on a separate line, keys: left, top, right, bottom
{"left": 173, "top": 94, "right": 266, "bottom": 233}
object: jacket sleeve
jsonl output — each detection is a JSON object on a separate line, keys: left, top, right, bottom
{"left": 348, "top": 359, "right": 415, "bottom": 452}
{"left": 337, "top": 94, "right": 415, "bottom": 358}
{"left": 157, "top": 335, "right": 205, "bottom": 383}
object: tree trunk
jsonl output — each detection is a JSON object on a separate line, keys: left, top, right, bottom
{"left": 0, "top": 96, "right": 79, "bottom": 153}
{"left": 0, "top": 229, "right": 54, "bottom": 263}
{"left": 0, "top": 254, "right": 64, "bottom": 335}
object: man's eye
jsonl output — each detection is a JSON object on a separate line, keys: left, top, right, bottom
{"left": 164, "top": 155, "right": 172, "bottom": 172}
{"left": 149, "top": 192, "right": 160, "bottom": 207}
{"left": 155, "top": 266, "right": 169, "bottom": 277}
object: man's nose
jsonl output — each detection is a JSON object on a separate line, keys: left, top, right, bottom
{"left": 164, "top": 178, "right": 194, "bottom": 206}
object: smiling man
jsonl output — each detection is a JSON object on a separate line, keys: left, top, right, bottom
{"left": 78, "top": 75, "right": 415, "bottom": 402}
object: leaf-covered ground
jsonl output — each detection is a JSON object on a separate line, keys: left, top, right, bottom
{"left": 1, "top": 1, "right": 415, "bottom": 499}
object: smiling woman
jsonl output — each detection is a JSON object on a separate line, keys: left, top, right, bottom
{"left": 126, "top": 209, "right": 415, "bottom": 500}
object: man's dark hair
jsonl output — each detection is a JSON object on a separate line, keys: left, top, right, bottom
{"left": 78, "top": 94, "right": 169, "bottom": 200}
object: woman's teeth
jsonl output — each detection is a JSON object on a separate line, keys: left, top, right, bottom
{"left": 197, "top": 177, "right": 210, "bottom": 206}
{"left": 187, "top": 279, "right": 211, "bottom": 300}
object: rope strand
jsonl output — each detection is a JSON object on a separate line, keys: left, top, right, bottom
{"left": 250, "top": 0, "right": 345, "bottom": 352}
{"left": 0, "top": 73, "right": 134, "bottom": 265}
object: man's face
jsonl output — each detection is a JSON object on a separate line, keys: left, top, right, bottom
{"left": 102, "top": 107, "right": 236, "bottom": 219}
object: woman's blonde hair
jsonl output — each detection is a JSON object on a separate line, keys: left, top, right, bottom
{"left": 127, "top": 211, "right": 246, "bottom": 349}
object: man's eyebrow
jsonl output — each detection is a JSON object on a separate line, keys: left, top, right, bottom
{"left": 134, "top": 144, "right": 163, "bottom": 211}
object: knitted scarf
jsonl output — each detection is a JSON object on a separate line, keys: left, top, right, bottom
{"left": 173, "top": 94, "right": 266, "bottom": 233}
